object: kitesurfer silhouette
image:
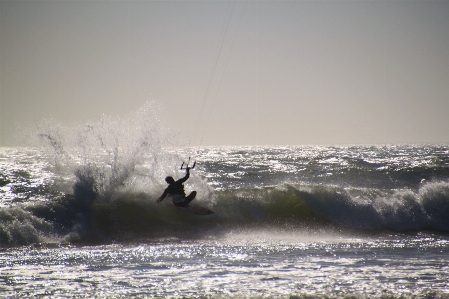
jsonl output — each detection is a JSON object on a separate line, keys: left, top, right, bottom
{"left": 157, "top": 162, "right": 196, "bottom": 207}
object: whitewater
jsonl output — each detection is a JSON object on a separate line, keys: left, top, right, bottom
{"left": 1, "top": 103, "right": 449, "bottom": 298}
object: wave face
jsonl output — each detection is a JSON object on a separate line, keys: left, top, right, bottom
{"left": 3, "top": 181, "right": 449, "bottom": 247}
{"left": 1, "top": 104, "right": 449, "bottom": 246}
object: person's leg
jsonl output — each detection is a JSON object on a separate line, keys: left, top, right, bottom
{"left": 174, "top": 191, "right": 196, "bottom": 207}
{"left": 184, "top": 191, "right": 197, "bottom": 205}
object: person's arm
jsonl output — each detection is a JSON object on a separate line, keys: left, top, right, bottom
{"left": 157, "top": 188, "right": 169, "bottom": 203}
{"left": 178, "top": 167, "right": 190, "bottom": 184}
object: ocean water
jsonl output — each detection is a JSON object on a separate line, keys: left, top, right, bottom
{"left": 1, "top": 106, "right": 449, "bottom": 298}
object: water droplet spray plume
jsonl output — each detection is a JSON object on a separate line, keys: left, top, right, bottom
{"left": 31, "top": 101, "right": 212, "bottom": 203}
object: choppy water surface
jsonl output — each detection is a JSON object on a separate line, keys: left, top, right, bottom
{"left": 2, "top": 232, "right": 449, "bottom": 298}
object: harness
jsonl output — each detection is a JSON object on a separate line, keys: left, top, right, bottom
{"left": 172, "top": 194, "right": 186, "bottom": 203}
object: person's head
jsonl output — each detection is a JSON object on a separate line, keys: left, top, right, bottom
{"left": 165, "top": 176, "right": 175, "bottom": 184}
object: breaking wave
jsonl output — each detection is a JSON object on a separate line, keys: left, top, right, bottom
{"left": 2, "top": 180, "right": 449, "bottom": 247}
{"left": 211, "top": 181, "right": 449, "bottom": 232}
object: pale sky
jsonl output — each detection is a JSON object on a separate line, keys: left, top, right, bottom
{"left": 1, "top": 0, "right": 448, "bottom": 146}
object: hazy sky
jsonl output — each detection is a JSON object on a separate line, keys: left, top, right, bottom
{"left": 1, "top": 0, "right": 448, "bottom": 146}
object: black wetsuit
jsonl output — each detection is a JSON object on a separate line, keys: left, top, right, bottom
{"left": 159, "top": 170, "right": 196, "bottom": 207}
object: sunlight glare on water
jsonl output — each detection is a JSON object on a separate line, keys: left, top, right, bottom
{"left": 2, "top": 232, "right": 449, "bottom": 298}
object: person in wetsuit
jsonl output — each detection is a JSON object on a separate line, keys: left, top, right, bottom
{"left": 156, "top": 167, "right": 196, "bottom": 207}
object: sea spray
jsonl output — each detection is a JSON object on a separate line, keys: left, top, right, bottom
{"left": 33, "top": 102, "right": 167, "bottom": 195}
{"left": 14, "top": 102, "right": 213, "bottom": 244}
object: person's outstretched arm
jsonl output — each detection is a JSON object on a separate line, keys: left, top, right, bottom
{"left": 157, "top": 188, "right": 169, "bottom": 203}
